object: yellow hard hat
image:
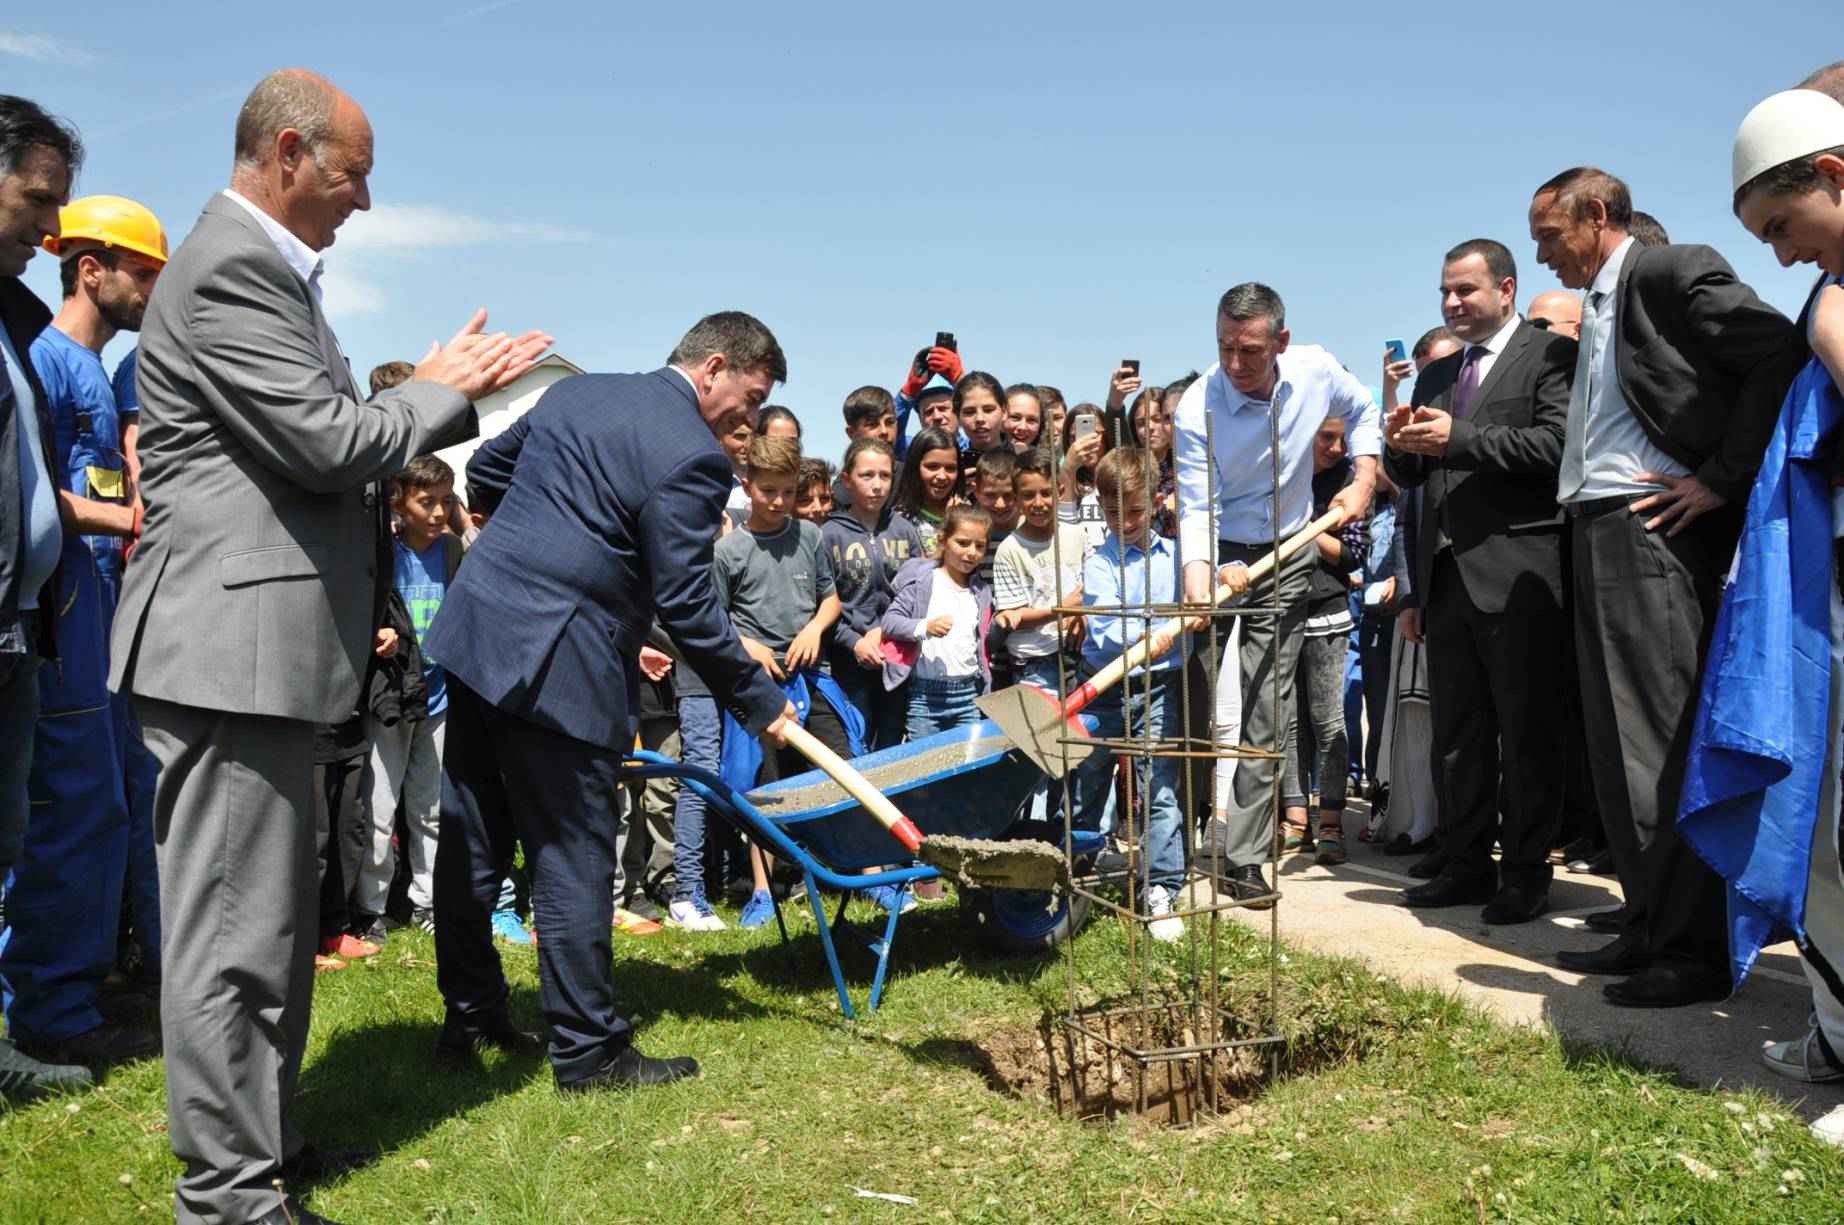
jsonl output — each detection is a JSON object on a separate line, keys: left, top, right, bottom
{"left": 43, "top": 195, "right": 168, "bottom": 266}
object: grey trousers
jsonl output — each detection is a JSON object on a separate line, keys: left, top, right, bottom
{"left": 137, "top": 697, "right": 317, "bottom": 1225}
{"left": 1213, "top": 541, "right": 1313, "bottom": 868}
{"left": 614, "top": 717, "right": 678, "bottom": 905}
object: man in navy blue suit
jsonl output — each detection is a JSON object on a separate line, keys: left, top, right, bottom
{"left": 426, "top": 311, "right": 796, "bottom": 1091}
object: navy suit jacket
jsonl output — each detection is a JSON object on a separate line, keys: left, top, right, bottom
{"left": 425, "top": 368, "right": 785, "bottom": 749}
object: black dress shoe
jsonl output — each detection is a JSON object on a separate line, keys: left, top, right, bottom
{"left": 1556, "top": 932, "right": 1650, "bottom": 976}
{"left": 1406, "top": 848, "right": 1450, "bottom": 880}
{"left": 17, "top": 1021, "right": 160, "bottom": 1071}
{"left": 1382, "top": 833, "right": 1431, "bottom": 857}
{"left": 1602, "top": 962, "right": 1730, "bottom": 1009}
{"left": 1480, "top": 883, "right": 1550, "bottom": 925}
{"left": 1225, "top": 864, "right": 1274, "bottom": 910}
{"left": 435, "top": 1009, "right": 544, "bottom": 1064}
{"left": 1401, "top": 871, "right": 1496, "bottom": 909}
{"left": 558, "top": 1044, "right": 700, "bottom": 1092}
{"left": 281, "top": 1142, "right": 379, "bottom": 1183}
{"left": 253, "top": 1194, "right": 345, "bottom": 1224}
{"left": 1584, "top": 905, "right": 1628, "bottom": 935}
{"left": 1557, "top": 835, "right": 1598, "bottom": 864}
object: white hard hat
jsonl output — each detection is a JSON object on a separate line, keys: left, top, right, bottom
{"left": 1733, "top": 89, "right": 1844, "bottom": 194}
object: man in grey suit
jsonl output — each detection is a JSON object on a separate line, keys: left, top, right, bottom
{"left": 111, "top": 70, "right": 548, "bottom": 1225}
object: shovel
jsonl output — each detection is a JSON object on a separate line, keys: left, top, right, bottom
{"left": 780, "top": 723, "right": 1067, "bottom": 892}
{"left": 975, "top": 508, "right": 1347, "bottom": 779}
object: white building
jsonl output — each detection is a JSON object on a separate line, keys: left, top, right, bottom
{"left": 433, "top": 351, "right": 584, "bottom": 488}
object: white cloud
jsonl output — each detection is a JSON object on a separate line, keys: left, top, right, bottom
{"left": 334, "top": 204, "right": 591, "bottom": 254}
{"left": 318, "top": 270, "right": 387, "bottom": 320}
{"left": 0, "top": 32, "right": 94, "bottom": 65}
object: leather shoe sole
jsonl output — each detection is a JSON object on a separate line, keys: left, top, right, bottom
{"left": 1406, "top": 851, "right": 1450, "bottom": 880}
{"left": 559, "top": 1045, "right": 700, "bottom": 1091}
{"left": 1556, "top": 934, "right": 1649, "bottom": 976}
{"left": 1602, "top": 965, "right": 1729, "bottom": 1009}
{"left": 282, "top": 1143, "right": 378, "bottom": 1183}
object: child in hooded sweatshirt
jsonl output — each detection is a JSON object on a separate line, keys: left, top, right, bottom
{"left": 823, "top": 439, "right": 924, "bottom": 750}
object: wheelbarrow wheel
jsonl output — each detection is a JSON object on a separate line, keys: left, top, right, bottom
{"left": 964, "top": 886, "right": 1091, "bottom": 955}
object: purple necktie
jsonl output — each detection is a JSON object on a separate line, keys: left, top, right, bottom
{"left": 1451, "top": 344, "right": 1485, "bottom": 419}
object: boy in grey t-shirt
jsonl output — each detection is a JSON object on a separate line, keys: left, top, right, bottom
{"left": 711, "top": 436, "right": 851, "bottom": 928}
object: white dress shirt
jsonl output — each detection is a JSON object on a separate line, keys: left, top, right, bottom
{"left": 1462, "top": 312, "right": 1521, "bottom": 389}
{"left": 1174, "top": 343, "right": 1382, "bottom": 562}
{"left": 221, "top": 189, "right": 324, "bottom": 303}
{"left": 1560, "top": 237, "right": 1688, "bottom": 502}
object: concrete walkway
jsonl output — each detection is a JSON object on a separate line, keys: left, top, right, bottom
{"left": 1206, "top": 822, "right": 1844, "bottom": 1122}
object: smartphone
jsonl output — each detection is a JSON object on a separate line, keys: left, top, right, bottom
{"left": 1122, "top": 359, "right": 1140, "bottom": 375}
{"left": 936, "top": 331, "right": 958, "bottom": 352}
{"left": 1072, "top": 412, "right": 1100, "bottom": 440}
{"left": 1384, "top": 338, "right": 1408, "bottom": 364}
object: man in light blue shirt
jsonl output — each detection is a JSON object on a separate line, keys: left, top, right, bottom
{"left": 1173, "top": 283, "right": 1379, "bottom": 903}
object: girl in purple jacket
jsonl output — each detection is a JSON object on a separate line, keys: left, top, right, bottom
{"left": 880, "top": 504, "right": 993, "bottom": 738}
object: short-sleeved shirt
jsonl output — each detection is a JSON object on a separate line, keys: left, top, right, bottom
{"left": 395, "top": 536, "right": 451, "bottom": 715}
{"left": 993, "top": 524, "right": 1090, "bottom": 659}
{"left": 713, "top": 518, "right": 835, "bottom": 665}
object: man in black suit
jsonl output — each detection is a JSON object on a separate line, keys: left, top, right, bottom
{"left": 1529, "top": 167, "right": 1804, "bottom": 1007}
{"left": 425, "top": 312, "right": 797, "bottom": 1091}
{"left": 1384, "top": 239, "right": 1573, "bottom": 924}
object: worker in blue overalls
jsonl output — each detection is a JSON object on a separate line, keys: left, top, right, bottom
{"left": 0, "top": 196, "right": 165, "bottom": 1073}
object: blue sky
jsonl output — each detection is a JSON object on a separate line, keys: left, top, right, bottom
{"left": 4, "top": 5, "right": 1835, "bottom": 466}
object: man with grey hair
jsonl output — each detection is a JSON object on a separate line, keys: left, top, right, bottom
{"left": 1174, "top": 283, "right": 1380, "bottom": 904}
{"left": 113, "top": 69, "right": 548, "bottom": 1225}
{"left": 0, "top": 94, "right": 97, "bottom": 1104}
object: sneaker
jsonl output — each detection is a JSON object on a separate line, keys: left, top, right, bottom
{"left": 321, "top": 932, "right": 380, "bottom": 960}
{"left": 490, "top": 910, "right": 534, "bottom": 944}
{"left": 0, "top": 1037, "right": 92, "bottom": 1101}
{"left": 1278, "top": 820, "right": 1309, "bottom": 853}
{"left": 17, "top": 1021, "right": 160, "bottom": 1071}
{"left": 349, "top": 914, "right": 390, "bottom": 946}
{"left": 1146, "top": 885, "right": 1183, "bottom": 943}
{"left": 1315, "top": 828, "right": 1347, "bottom": 866}
{"left": 1761, "top": 1023, "right": 1844, "bottom": 1083}
{"left": 618, "top": 893, "right": 664, "bottom": 924}
{"left": 1811, "top": 1103, "right": 1844, "bottom": 1148}
{"left": 668, "top": 895, "right": 726, "bottom": 933}
{"left": 739, "top": 889, "right": 776, "bottom": 930}
{"left": 314, "top": 954, "right": 347, "bottom": 974}
{"left": 614, "top": 907, "right": 664, "bottom": 936}
{"left": 410, "top": 907, "right": 436, "bottom": 934}
{"left": 865, "top": 884, "right": 917, "bottom": 915}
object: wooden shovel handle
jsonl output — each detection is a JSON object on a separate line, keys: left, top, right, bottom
{"left": 781, "top": 721, "right": 926, "bottom": 852}
{"left": 1060, "top": 508, "right": 1348, "bottom": 718}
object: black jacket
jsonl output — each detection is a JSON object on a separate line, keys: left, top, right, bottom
{"left": 1386, "top": 319, "right": 1573, "bottom": 616}
{"left": 1305, "top": 460, "right": 1365, "bottom": 620}
{"left": 0, "top": 278, "right": 59, "bottom": 660}
{"left": 367, "top": 587, "right": 428, "bottom": 727}
{"left": 1612, "top": 242, "right": 1804, "bottom": 506}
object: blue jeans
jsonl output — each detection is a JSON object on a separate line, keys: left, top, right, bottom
{"left": 671, "top": 694, "right": 722, "bottom": 902}
{"left": 1070, "top": 671, "right": 1184, "bottom": 891}
{"left": 833, "top": 659, "right": 906, "bottom": 752}
{"left": 905, "top": 674, "right": 981, "bottom": 739}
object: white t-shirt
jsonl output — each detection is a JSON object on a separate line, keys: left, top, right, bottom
{"left": 993, "top": 525, "right": 1090, "bottom": 659}
{"left": 914, "top": 570, "right": 981, "bottom": 680}
{"left": 1058, "top": 492, "right": 1109, "bottom": 554}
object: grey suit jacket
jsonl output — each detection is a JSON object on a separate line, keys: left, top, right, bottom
{"left": 110, "top": 194, "right": 475, "bottom": 723}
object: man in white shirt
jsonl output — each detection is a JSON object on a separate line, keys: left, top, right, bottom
{"left": 1173, "top": 282, "right": 1379, "bottom": 903}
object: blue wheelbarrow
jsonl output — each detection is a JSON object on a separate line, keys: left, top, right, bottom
{"left": 625, "top": 718, "right": 1101, "bottom": 1018}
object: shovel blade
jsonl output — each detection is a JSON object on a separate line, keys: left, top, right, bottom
{"left": 975, "top": 684, "right": 1096, "bottom": 779}
{"left": 919, "top": 835, "right": 1067, "bottom": 892}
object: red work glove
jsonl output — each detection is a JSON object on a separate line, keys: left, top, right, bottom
{"left": 901, "top": 346, "right": 964, "bottom": 398}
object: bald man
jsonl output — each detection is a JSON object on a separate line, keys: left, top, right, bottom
{"left": 117, "top": 70, "right": 545, "bottom": 1225}
{"left": 1526, "top": 291, "right": 1582, "bottom": 340}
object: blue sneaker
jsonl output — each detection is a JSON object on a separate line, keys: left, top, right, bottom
{"left": 739, "top": 889, "right": 776, "bottom": 930}
{"left": 491, "top": 910, "right": 533, "bottom": 945}
{"left": 866, "top": 884, "right": 917, "bottom": 915}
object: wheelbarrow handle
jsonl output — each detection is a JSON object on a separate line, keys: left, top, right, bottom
{"left": 780, "top": 721, "right": 927, "bottom": 853}
{"left": 1059, "top": 507, "right": 1348, "bottom": 718}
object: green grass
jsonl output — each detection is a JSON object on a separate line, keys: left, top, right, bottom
{"left": 4, "top": 895, "right": 1842, "bottom": 1223}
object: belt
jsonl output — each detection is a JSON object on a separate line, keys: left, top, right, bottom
{"left": 1562, "top": 495, "right": 1632, "bottom": 520}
